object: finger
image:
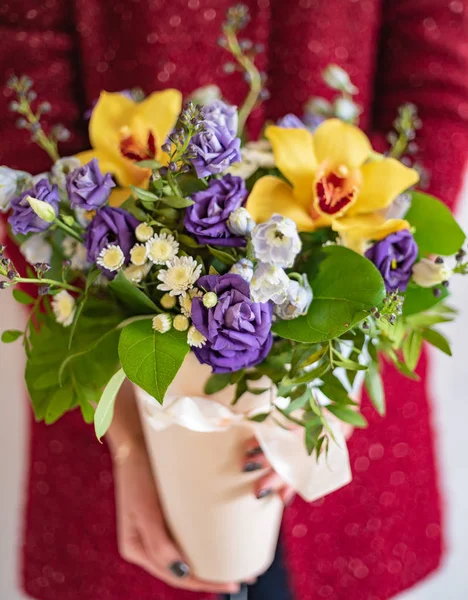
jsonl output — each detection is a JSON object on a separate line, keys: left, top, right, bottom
{"left": 244, "top": 437, "right": 263, "bottom": 457}
{"left": 241, "top": 451, "right": 270, "bottom": 473}
{"left": 254, "top": 471, "right": 286, "bottom": 500}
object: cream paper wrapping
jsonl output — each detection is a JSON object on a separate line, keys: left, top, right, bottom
{"left": 135, "top": 353, "right": 352, "bottom": 582}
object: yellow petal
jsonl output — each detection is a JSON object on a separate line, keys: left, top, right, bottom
{"left": 109, "top": 187, "right": 133, "bottom": 208}
{"left": 131, "top": 89, "right": 182, "bottom": 160}
{"left": 265, "top": 126, "right": 316, "bottom": 206}
{"left": 89, "top": 92, "right": 136, "bottom": 162}
{"left": 313, "top": 118, "right": 372, "bottom": 169}
{"left": 246, "top": 175, "right": 316, "bottom": 231}
{"left": 351, "top": 158, "right": 420, "bottom": 215}
{"left": 332, "top": 213, "right": 410, "bottom": 253}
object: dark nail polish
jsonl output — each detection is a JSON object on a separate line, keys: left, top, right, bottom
{"left": 169, "top": 560, "right": 190, "bottom": 578}
{"left": 243, "top": 461, "right": 263, "bottom": 473}
{"left": 246, "top": 446, "right": 263, "bottom": 457}
{"left": 257, "top": 488, "right": 273, "bottom": 499}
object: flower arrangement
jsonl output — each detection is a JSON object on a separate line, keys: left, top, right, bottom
{"left": 1, "top": 5, "right": 467, "bottom": 458}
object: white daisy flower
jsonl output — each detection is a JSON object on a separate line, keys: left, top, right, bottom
{"left": 179, "top": 287, "right": 202, "bottom": 317}
{"left": 97, "top": 244, "right": 125, "bottom": 272}
{"left": 157, "top": 256, "right": 202, "bottom": 297}
{"left": 123, "top": 263, "right": 151, "bottom": 284}
{"left": 135, "top": 222, "right": 154, "bottom": 242}
{"left": 173, "top": 314, "right": 189, "bottom": 332}
{"left": 52, "top": 290, "right": 76, "bottom": 327}
{"left": 130, "top": 243, "right": 148, "bottom": 266}
{"left": 187, "top": 325, "right": 207, "bottom": 348}
{"left": 152, "top": 313, "right": 172, "bottom": 333}
{"left": 146, "top": 233, "right": 179, "bottom": 265}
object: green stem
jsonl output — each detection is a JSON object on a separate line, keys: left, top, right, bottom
{"left": 224, "top": 28, "right": 263, "bottom": 137}
{"left": 15, "top": 277, "right": 82, "bottom": 294}
{"left": 20, "top": 102, "right": 59, "bottom": 162}
{"left": 54, "top": 219, "right": 84, "bottom": 242}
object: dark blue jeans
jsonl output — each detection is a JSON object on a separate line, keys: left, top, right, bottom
{"left": 221, "top": 540, "right": 293, "bottom": 600}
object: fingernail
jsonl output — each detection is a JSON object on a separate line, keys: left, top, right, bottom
{"left": 169, "top": 561, "right": 190, "bottom": 578}
{"left": 256, "top": 488, "right": 273, "bottom": 499}
{"left": 243, "top": 461, "right": 263, "bottom": 472}
{"left": 246, "top": 446, "right": 262, "bottom": 457}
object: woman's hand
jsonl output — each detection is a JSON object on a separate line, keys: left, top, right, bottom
{"left": 113, "top": 438, "right": 240, "bottom": 595}
{"left": 241, "top": 438, "right": 295, "bottom": 505}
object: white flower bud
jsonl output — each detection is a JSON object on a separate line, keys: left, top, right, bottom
{"left": 322, "top": 64, "right": 358, "bottom": 95}
{"left": 161, "top": 293, "right": 177, "bottom": 309}
{"left": 152, "top": 313, "right": 172, "bottom": 333}
{"left": 26, "top": 195, "right": 56, "bottom": 223}
{"left": 202, "top": 292, "right": 218, "bottom": 308}
{"left": 173, "top": 314, "right": 189, "bottom": 331}
{"left": 230, "top": 258, "right": 254, "bottom": 283}
{"left": 227, "top": 207, "right": 256, "bottom": 236}
{"left": 333, "top": 97, "right": 360, "bottom": 122}
{"left": 189, "top": 84, "right": 222, "bottom": 106}
{"left": 135, "top": 222, "right": 154, "bottom": 242}
{"left": 304, "top": 97, "right": 333, "bottom": 117}
{"left": 412, "top": 258, "right": 452, "bottom": 288}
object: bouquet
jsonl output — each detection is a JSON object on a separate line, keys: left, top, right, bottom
{"left": 1, "top": 4, "right": 467, "bottom": 583}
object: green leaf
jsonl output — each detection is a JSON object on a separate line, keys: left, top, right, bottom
{"left": 13, "top": 289, "right": 35, "bottom": 305}
{"left": 45, "top": 387, "right": 74, "bottom": 425}
{"left": 422, "top": 328, "right": 452, "bottom": 356}
{"left": 403, "top": 284, "right": 448, "bottom": 316}
{"left": 94, "top": 368, "right": 126, "bottom": 440}
{"left": 120, "top": 195, "right": 150, "bottom": 222}
{"left": 160, "top": 195, "right": 194, "bottom": 209}
{"left": 204, "top": 373, "right": 232, "bottom": 395}
{"left": 305, "top": 422, "right": 323, "bottom": 455}
{"left": 273, "top": 246, "right": 385, "bottom": 342}
{"left": 281, "top": 361, "right": 329, "bottom": 388}
{"left": 1, "top": 329, "right": 23, "bottom": 343}
{"left": 365, "top": 361, "right": 386, "bottom": 416}
{"left": 178, "top": 234, "right": 203, "bottom": 248}
{"left": 109, "top": 271, "right": 159, "bottom": 315}
{"left": 402, "top": 330, "right": 423, "bottom": 371}
{"left": 134, "top": 159, "right": 163, "bottom": 169}
{"left": 406, "top": 191, "right": 466, "bottom": 256}
{"left": 130, "top": 185, "right": 160, "bottom": 203}
{"left": 207, "top": 245, "right": 238, "bottom": 266}
{"left": 326, "top": 404, "right": 368, "bottom": 428}
{"left": 119, "top": 320, "right": 189, "bottom": 402}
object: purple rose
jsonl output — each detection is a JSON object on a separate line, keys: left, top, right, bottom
{"left": 184, "top": 175, "right": 248, "bottom": 247}
{"left": 277, "top": 114, "right": 307, "bottom": 129}
{"left": 8, "top": 179, "right": 59, "bottom": 235}
{"left": 190, "top": 101, "right": 241, "bottom": 178}
{"left": 191, "top": 273, "right": 273, "bottom": 373}
{"left": 85, "top": 206, "right": 139, "bottom": 270}
{"left": 365, "top": 230, "right": 418, "bottom": 292}
{"left": 66, "top": 158, "right": 115, "bottom": 210}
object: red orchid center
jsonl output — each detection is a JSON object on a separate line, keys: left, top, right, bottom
{"left": 119, "top": 127, "right": 157, "bottom": 162}
{"left": 315, "top": 166, "right": 358, "bottom": 216}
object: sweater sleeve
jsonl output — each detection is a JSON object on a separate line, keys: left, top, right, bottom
{"left": 373, "top": 0, "right": 468, "bottom": 210}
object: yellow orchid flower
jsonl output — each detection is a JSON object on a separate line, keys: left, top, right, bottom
{"left": 76, "top": 90, "right": 182, "bottom": 200}
{"left": 246, "top": 119, "right": 419, "bottom": 250}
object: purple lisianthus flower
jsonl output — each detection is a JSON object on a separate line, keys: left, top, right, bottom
{"left": 85, "top": 206, "right": 139, "bottom": 272}
{"left": 365, "top": 230, "right": 418, "bottom": 292}
{"left": 66, "top": 158, "right": 115, "bottom": 210}
{"left": 191, "top": 273, "right": 273, "bottom": 373}
{"left": 184, "top": 175, "right": 248, "bottom": 247}
{"left": 8, "top": 179, "right": 59, "bottom": 235}
{"left": 190, "top": 101, "right": 241, "bottom": 178}
{"left": 277, "top": 113, "right": 307, "bottom": 129}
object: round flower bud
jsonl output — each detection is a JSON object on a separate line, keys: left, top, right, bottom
{"left": 26, "top": 195, "right": 57, "bottom": 223}
{"left": 161, "top": 293, "right": 177, "bottom": 309}
{"left": 130, "top": 244, "right": 148, "bottom": 266}
{"left": 412, "top": 258, "right": 452, "bottom": 288}
{"left": 173, "top": 314, "right": 190, "bottom": 331}
{"left": 322, "top": 64, "right": 358, "bottom": 94}
{"left": 230, "top": 258, "right": 254, "bottom": 283}
{"left": 152, "top": 313, "right": 172, "bottom": 333}
{"left": 227, "top": 207, "right": 256, "bottom": 236}
{"left": 202, "top": 292, "right": 218, "bottom": 308}
{"left": 135, "top": 222, "right": 154, "bottom": 242}
{"left": 333, "top": 97, "right": 360, "bottom": 122}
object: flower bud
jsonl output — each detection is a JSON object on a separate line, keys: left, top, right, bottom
{"left": 26, "top": 195, "right": 56, "bottom": 223}
{"left": 202, "top": 291, "right": 218, "bottom": 308}
{"left": 188, "top": 84, "right": 222, "bottom": 106}
{"left": 227, "top": 207, "right": 256, "bottom": 236}
{"left": 333, "top": 97, "right": 360, "bottom": 122}
{"left": 152, "top": 313, "right": 172, "bottom": 334}
{"left": 161, "top": 293, "right": 177, "bottom": 309}
{"left": 412, "top": 258, "right": 452, "bottom": 288}
{"left": 173, "top": 314, "right": 189, "bottom": 331}
{"left": 275, "top": 276, "right": 313, "bottom": 320}
{"left": 322, "top": 64, "right": 358, "bottom": 94}
{"left": 230, "top": 258, "right": 254, "bottom": 283}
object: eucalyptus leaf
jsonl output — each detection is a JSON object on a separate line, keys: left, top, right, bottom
{"left": 406, "top": 191, "right": 466, "bottom": 256}
{"left": 119, "top": 319, "right": 189, "bottom": 403}
{"left": 94, "top": 368, "right": 126, "bottom": 440}
{"left": 273, "top": 246, "right": 385, "bottom": 343}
